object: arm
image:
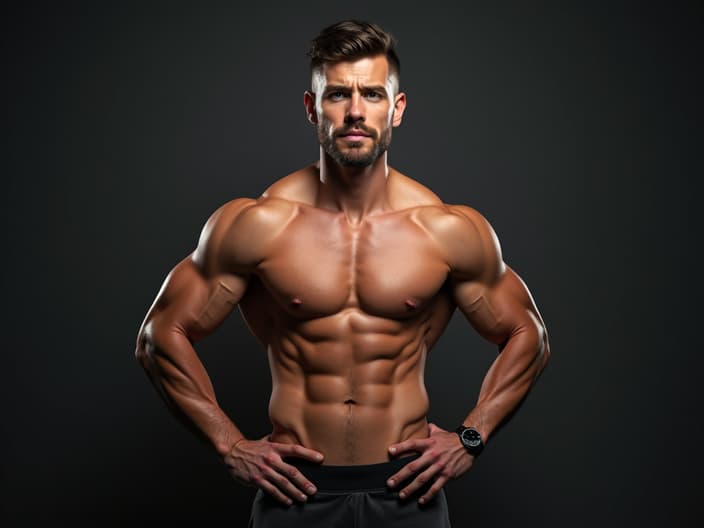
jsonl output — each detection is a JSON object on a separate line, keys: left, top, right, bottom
{"left": 135, "top": 197, "right": 323, "bottom": 505}
{"left": 449, "top": 205, "right": 550, "bottom": 440}
{"left": 134, "top": 198, "right": 253, "bottom": 455}
{"left": 387, "top": 205, "right": 550, "bottom": 503}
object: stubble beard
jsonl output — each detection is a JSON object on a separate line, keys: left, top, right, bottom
{"left": 319, "top": 123, "right": 392, "bottom": 168}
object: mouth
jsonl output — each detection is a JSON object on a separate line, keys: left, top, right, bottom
{"left": 338, "top": 129, "right": 372, "bottom": 142}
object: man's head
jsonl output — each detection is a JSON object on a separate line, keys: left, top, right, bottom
{"left": 303, "top": 20, "right": 407, "bottom": 168}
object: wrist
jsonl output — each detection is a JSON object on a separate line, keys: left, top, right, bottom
{"left": 455, "top": 425, "right": 485, "bottom": 457}
{"left": 216, "top": 436, "right": 246, "bottom": 457}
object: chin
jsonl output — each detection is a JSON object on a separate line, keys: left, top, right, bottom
{"left": 337, "top": 148, "right": 379, "bottom": 167}
{"left": 339, "top": 158, "right": 375, "bottom": 168}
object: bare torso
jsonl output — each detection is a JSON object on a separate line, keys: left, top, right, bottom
{"left": 238, "top": 166, "right": 458, "bottom": 464}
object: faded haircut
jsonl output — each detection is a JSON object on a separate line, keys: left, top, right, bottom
{"left": 307, "top": 20, "right": 401, "bottom": 85}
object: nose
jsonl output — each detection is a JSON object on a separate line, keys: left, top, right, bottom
{"left": 345, "top": 93, "right": 365, "bottom": 124}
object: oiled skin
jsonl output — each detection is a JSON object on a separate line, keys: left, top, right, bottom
{"left": 135, "top": 53, "right": 550, "bottom": 506}
{"left": 241, "top": 169, "right": 454, "bottom": 464}
{"left": 136, "top": 165, "right": 549, "bottom": 466}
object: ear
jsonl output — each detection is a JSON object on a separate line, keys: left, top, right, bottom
{"left": 303, "top": 91, "right": 318, "bottom": 124}
{"left": 391, "top": 92, "right": 407, "bottom": 127}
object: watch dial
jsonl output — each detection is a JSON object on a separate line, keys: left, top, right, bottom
{"left": 462, "top": 429, "right": 482, "bottom": 447}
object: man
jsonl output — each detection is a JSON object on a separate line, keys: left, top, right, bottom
{"left": 135, "top": 20, "right": 550, "bottom": 527}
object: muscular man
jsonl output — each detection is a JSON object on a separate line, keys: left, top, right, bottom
{"left": 135, "top": 20, "right": 550, "bottom": 527}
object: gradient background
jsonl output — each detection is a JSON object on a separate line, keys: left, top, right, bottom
{"left": 2, "top": 2, "right": 701, "bottom": 526}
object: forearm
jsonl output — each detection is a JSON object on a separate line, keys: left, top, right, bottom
{"left": 463, "top": 321, "right": 549, "bottom": 441}
{"left": 136, "top": 324, "right": 244, "bottom": 457}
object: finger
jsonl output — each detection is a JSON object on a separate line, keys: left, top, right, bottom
{"left": 419, "top": 475, "right": 449, "bottom": 505}
{"left": 272, "top": 459, "right": 318, "bottom": 496}
{"left": 386, "top": 454, "right": 432, "bottom": 489}
{"left": 253, "top": 475, "right": 294, "bottom": 506}
{"left": 274, "top": 443, "right": 324, "bottom": 463}
{"left": 262, "top": 465, "right": 310, "bottom": 503}
{"left": 388, "top": 437, "right": 431, "bottom": 456}
{"left": 398, "top": 464, "right": 442, "bottom": 500}
{"left": 427, "top": 422, "right": 441, "bottom": 434}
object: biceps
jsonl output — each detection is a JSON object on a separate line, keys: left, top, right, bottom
{"left": 143, "top": 253, "right": 248, "bottom": 343}
{"left": 453, "top": 265, "right": 538, "bottom": 346}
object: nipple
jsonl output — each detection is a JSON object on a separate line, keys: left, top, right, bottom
{"left": 291, "top": 297, "right": 303, "bottom": 307}
{"left": 404, "top": 298, "right": 418, "bottom": 309}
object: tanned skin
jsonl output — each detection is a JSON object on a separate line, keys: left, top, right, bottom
{"left": 135, "top": 55, "right": 550, "bottom": 507}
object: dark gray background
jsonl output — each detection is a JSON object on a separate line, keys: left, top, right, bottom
{"left": 2, "top": 1, "right": 701, "bottom": 526}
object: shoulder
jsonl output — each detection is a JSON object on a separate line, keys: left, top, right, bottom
{"left": 260, "top": 165, "right": 319, "bottom": 205}
{"left": 387, "top": 169, "right": 445, "bottom": 209}
{"left": 192, "top": 195, "right": 299, "bottom": 275}
{"left": 417, "top": 203, "right": 505, "bottom": 282}
{"left": 384, "top": 171, "right": 503, "bottom": 280}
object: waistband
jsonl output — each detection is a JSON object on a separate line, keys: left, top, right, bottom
{"left": 284, "top": 454, "right": 420, "bottom": 492}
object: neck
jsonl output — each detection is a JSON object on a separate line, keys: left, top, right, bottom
{"left": 316, "top": 148, "right": 391, "bottom": 224}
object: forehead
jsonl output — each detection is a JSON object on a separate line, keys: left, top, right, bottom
{"left": 319, "top": 55, "right": 391, "bottom": 87}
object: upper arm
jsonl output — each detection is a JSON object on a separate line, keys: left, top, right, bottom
{"left": 137, "top": 198, "right": 255, "bottom": 347}
{"left": 444, "top": 205, "right": 547, "bottom": 348}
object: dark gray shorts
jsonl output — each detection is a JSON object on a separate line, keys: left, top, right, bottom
{"left": 248, "top": 455, "right": 452, "bottom": 527}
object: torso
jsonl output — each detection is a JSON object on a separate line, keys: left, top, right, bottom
{"left": 236, "top": 166, "right": 460, "bottom": 464}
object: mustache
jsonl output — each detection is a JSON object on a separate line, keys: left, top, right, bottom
{"left": 334, "top": 124, "right": 376, "bottom": 138}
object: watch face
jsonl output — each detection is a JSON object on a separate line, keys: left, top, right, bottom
{"left": 461, "top": 429, "right": 482, "bottom": 448}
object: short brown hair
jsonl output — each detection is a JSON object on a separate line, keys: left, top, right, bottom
{"left": 307, "top": 20, "right": 400, "bottom": 80}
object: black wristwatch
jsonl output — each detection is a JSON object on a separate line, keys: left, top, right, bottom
{"left": 455, "top": 425, "right": 485, "bottom": 457}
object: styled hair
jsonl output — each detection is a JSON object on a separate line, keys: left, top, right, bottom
{"left": 307, "top": 20, "right": 400, "bottom": 81}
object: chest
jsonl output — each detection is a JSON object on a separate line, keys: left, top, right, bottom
{"left": 256, "top": 211, "right": 450, "bottom": 319}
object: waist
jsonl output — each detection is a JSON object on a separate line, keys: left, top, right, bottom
{"left": 284, "top": 453, "right": 420, "bottom": 493}
{"left": 270, "top": 386, "right": 430, "bottom": 464}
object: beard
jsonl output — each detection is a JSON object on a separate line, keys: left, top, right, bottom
{"left": 318, "top": 122, "right": 392, "bottom": 168}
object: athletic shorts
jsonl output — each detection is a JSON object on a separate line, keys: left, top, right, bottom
{"left": 248, "top": 454, "right": 452, "bottom": 527}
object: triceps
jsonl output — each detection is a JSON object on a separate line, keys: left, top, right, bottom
{"left": 464, "top": 294, "right": 508, "bottom": 346}
{"left": 195, "top": 280, "right": 239, "bottom": 327}
{"left": 190, "top": 275, "right": 247, "bottom": 340}
{"left": 453, "top": 280, "right": 506, "bottom": 345}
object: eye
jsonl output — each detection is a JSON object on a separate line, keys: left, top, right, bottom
{"left": 328, "top": 91, "right": 347, "bottom": 101}
{"left": 365, "top": 91, "right": 382, "bottom": 100}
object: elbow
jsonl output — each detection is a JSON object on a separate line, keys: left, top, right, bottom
{"left": 134, "top": 320, "right": 163, "bottom": 369}
{"left": 135, "top": 330, "right": 154, "bottom": 369}
{"left": 536, "top": 323, "right": 551, "bottom": 373}
{"left": 513, "top": 318, "right": 550, "bottom": 376}
{"left": 135, "top": 319, "right": 191, "bottom": 371}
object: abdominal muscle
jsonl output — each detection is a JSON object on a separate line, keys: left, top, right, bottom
{"left": 265, "top": 314, "right": 432, "bottom": 465}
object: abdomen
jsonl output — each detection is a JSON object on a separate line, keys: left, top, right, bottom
{"left": 266, "top": 313, "right": 432, "bottom": 464}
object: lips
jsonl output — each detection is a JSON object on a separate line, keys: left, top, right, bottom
{"left": 338, "top": 129, "right": 372, "bottom": 140}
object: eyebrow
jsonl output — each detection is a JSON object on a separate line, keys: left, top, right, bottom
{"left": 324, "top": 85, "right": 389, "bottom": 95}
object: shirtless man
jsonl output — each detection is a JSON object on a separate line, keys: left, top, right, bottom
{"left": 135, "top": 20, "right": 550, "bottom": 527}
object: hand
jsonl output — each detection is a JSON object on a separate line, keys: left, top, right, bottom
{"left": 387, "top": 423, "right": 474, "bottom": 504}
{"left": 223, "top": 436, "right": 324, "bottom": 505}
